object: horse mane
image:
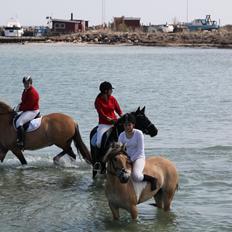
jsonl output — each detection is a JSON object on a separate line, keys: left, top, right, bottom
{"left": 0, "top": 101, "right": 12, "bottom": 113}
{"left": 116, "top": 106, "right": 146, "bottom": 124}
{"left": 103, "top": 142, "right": 127, "bottom": 163}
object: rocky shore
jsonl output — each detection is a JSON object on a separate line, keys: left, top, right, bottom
{"left": 1, "top": 28, "right": 232, "bottom": 48}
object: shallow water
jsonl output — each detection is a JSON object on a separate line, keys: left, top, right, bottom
{"left": 0, "top": 44, "right": 232, "bottom": 231}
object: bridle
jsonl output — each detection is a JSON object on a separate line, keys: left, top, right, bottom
{"left": 143, "top": 122, "right": 155, "bottom": 134}
{"left": 107, "top": 152, "right": 131, "bottom": 178}
{"left": 136, "top": 114, "right": 154, "bottom": 134}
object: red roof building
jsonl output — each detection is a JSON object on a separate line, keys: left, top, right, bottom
{"left": 52, "top": 13, "right": 88, "bottom": 34}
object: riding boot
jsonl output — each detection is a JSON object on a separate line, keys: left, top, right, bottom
{"left": 143, "top": 174, "right": 157, "bottom": 191}
{"left": 16, "top": 126, "right": 25, "bottom": 149}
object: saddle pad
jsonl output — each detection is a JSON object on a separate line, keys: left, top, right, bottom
{"left": 26, "top": 117, "right": 42, "bottom": 132}
{"left": 91, "top": 132, "right": 97, "bottom": 146}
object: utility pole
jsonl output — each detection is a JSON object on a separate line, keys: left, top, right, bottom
{"left": 102, "top": 0, "right": 105, "bottom": 27}
{"left": 186, "top": 0, "right": 189, "bottom": 22}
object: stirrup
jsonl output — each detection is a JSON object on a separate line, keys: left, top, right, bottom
{"left": 93, "top": 162, "right": 101, "bottom": 171}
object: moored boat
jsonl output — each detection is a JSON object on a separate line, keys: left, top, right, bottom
{"left": 4, "top": 18, "right": 24, "bottom": 37}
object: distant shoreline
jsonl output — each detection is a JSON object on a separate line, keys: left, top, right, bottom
{"left": 1, "top": 30, "right": 232, "bottom": 49}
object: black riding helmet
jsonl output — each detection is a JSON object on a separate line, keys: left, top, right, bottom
{"left": 22, "top": 75, "right": 32, "bottom": 84}
{"left": 123, "top": 113, "right": 136, "bottom": 125}
{"left": 99, "top": 81, "right": 114, "bottom": 93}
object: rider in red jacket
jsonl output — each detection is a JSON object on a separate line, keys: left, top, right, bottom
{"left": 16, "top": 76, "right": 40, "bottom": 149}
{"left": 19, "top": 85, "right": 39, "bottom": 112}
{"left": 95, "top": 81, "right": 122, "bottom": 148}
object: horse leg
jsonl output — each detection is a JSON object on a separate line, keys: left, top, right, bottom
{"left": 109, "top": 202, "right": 120, "bottom": 220}
{"left": 66, "top": 147, "right": 76, "bottom": 161}
{"left": 163, "top": 190, "right": 175, "bottom": 211}
{"left": 53, "top": 150, "right": 66, "bottom": 164}
{"left": 11, "top": 148, "right": 27, "bottom": 165}
{"left": 0, "top": 147, "right": 8, "bottom": 163}
{"left": 130, "top": 205, "right": 138, "bottom": 220}
{"left": 154, "top": 188, "right": 164, "bottom": 209}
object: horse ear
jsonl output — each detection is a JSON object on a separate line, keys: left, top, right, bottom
{"left": 136, "top": 107, "right": 140, "bottom": 113}
{"left": 141, "top": 106, "right": 145, "bottom": 113}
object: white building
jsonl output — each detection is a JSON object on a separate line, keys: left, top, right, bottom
{"left": 4, "top": 19, "right": 24, "bottom": 37}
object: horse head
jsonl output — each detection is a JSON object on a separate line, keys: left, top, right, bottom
{"left": 0, "top": 101, "right": 16, "bottom": 125}
{"left": 0, "top": 101, "right": 13, "bottom": 114}
{"left": 133, "top": 107, "right": 158, "bottom": 137}
{"left": 103, "top": 142, "right": 132, "bottom": 183}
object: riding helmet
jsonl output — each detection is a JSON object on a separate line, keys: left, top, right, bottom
{"left": 22, "top": 75, "right": 32, "bottom": 84}
{"left": 99, "top": 81, "right": 114, "bottom": 93}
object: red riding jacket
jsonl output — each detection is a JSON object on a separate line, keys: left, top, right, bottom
{"left": 19, "top": 86, "right": 40, "bottom": 111}
{"left": 95, "top": 95, "right": 122, "bottom": 125}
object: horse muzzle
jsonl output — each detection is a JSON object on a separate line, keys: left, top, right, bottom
{"left": 116, "top": 169, "right": 130, "bottom": 183}
{"left": 145, "top": 124, "right": 158, "bottom": 137}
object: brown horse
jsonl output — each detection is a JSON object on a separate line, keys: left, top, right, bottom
{"left": 103, "top": 143, "right": 179, "bottom": 220}
{"left": 0, "top": 101, "right": 92, "bottom": 165}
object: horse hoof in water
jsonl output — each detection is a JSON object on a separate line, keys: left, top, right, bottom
{"left": 53, "top": 157, "right": 60, "bottom": 165}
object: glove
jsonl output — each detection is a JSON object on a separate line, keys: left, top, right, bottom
{"left": 15, "top": 104, "right": 21, "bottom": 112}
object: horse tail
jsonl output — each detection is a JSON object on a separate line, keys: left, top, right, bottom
{"left": 73, "top": 124, "right": 92, "bottom": 165}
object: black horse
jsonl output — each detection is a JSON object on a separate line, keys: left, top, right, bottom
{"left": 90, "top": 107, "right": 158, "bottom": 178}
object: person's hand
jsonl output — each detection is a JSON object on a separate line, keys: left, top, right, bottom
{"left": 106, "top": 117, "right": 115, "bottom": 125}
{"left": 14, "top": 104, "right": 21, "bottom": 112}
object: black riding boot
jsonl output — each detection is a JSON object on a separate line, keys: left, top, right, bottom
{"left": 93, "top": 147, "right": 101, "bottom": 164}
{"left": 143, "top": 174, "right": 157, "bottom": 191}
{"left": 16, "top": 126, "right": 25, "bottom": 149}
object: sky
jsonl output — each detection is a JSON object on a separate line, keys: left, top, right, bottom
{"left": 1, "top": 0, "right": 231, "bottom": 26}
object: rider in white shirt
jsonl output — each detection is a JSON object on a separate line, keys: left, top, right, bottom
{"left": 118, "top": 113, "right": 157, "bottom": 191}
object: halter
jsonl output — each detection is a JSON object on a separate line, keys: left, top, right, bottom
{"left": 135, "top": 113, "right": 154, "bottom": 134}
{"left": 143, "top": 122, "right": 154, "bottom": 134}
{"left": 107, "top": 151, "right": 131, "bottom": 179}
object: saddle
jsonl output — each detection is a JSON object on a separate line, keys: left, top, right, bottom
{"left": 13, "top": 112, "right": 42, "bottom": 132}
{"left": 90, "top": 126, "right": 113, "bottom": 149}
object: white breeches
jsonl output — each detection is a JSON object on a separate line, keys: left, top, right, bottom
{"left": 132, "top": 157, "right": 145, "bottom": 182}
{"left": 16, "top": 110, "right": 40, "bottom": 128}
{"left": 96, "top": 124, "right": 113, "bottom": 148}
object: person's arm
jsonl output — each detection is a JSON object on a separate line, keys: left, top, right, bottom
{"left": 95, "top": 98, "right": 111, "bottom": 122}
{"left": 114, "top": 98, "right": 123, "bottom": 117}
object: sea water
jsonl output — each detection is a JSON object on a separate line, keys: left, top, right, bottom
{"left": 0, "top": 43, "right": 231, "bottom": 231}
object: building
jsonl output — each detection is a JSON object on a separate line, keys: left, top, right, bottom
{"left": 4, "top": 18, "right": 24, "bottom": 37}
{"left": 51, "top": 13, "right": 88, "bottom": 34}
{"left": 113, "top": 16, "right": 141, "bottom": 31}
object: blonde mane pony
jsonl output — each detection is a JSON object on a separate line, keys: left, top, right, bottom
{"left": 104, "top": 143, "right": 179, "bottom": 220}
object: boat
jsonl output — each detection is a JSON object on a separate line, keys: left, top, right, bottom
{"left": 4, "top": 18, "right": 24, "bottom": 37}
{"left": 185, "top": 15, "right": 219, "bottom": 32}
{"left": 160, "top": 23, "right": 174, "bottom": 33}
